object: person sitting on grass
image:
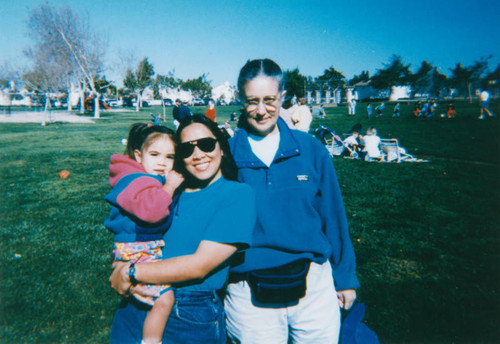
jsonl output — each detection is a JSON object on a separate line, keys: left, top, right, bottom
{"left": 412, "top": 101, "right": 422, "bottom": 117}
{"left": 362, "top": 127, "right": 383, "bottom": 161}
{"left": 425, "top": 100, "right": 437, "bottom": 118}
{"left": 104, "top": 123, "right": 184, "bottom": 344}
{"left": 419, "top": 100, "right": 430, "bottom": 118}
{"left": 343, "top": 130, "right": 364, "bottom": 159}
{"left": 447, "top": 103, "right": 456, "bottom": 119}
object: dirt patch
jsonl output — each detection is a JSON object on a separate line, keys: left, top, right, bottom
{"left": 0, "top": 110, "right": 95, "bottom": 124}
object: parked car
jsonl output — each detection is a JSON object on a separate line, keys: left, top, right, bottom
{"left": 191, "top": 98, "right": 205, "bottom": 106}
{"left": 203, "top": 98, "right": 215, "bottom": 105}
{"left": 108, "top": 99, "right": 123, "bottom": 107}
{"left": 132, "top": 100, "right": 150, "bottom": 107}
{"left": 163, "top": 99, "right": 173, "bottom": 106}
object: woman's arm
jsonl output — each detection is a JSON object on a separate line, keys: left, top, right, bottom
{"left": 110, "top": 240, "right": 237, "bottom": 296}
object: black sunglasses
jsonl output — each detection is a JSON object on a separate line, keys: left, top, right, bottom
{"left": 178, "top": 137, "right": 218, "bottom": 158}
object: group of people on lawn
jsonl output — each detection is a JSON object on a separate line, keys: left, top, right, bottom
{"left": 105, "top": 58, "right": 359, "bottom": 344}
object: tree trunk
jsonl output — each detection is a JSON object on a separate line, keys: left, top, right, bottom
{"left": 94, "top": 92, "right": 100, "bottom": 118}
{"left": 162, "top": 99, "right": 166, "bottom": 121}
{"left": 44, "top": 93, "right": 51, "bottom": 112}
{"left": 67, "top": 85, "right": 73, "bottom": 111}
{"left": 467, "top": 82, "right": 472, "bottom": 104}
{"left": 136, "top": 92, "right": 140, "bottom": 112}
{"left": 79, "top": 82, "right": 85, "bottom": 114}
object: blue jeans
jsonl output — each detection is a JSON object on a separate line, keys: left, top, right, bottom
{"left": 111, "top": 290, "right": 226, "bottom": 344}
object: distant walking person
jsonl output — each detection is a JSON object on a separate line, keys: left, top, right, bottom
{"left": 478, "top": 89, "right": 494, "bottom": 119}
{"left": 205, "top": 100, "right": 216, "bottom": 122}
{"left": 172, "top": 99, "right": 181, "bottom": 128}
{"left": 347, "top": 89, "right": 357, "bottom": 116}
{"left": 367, "top": 103, "right": 373, "bottom": 119}
{"left": 393, "top": 102, "right": 400, "bottom": 118}
{"left": 375, "top": 102, "right": 385, "bottom": 118}
{"left": 178, "top": 100, "right": 192, "bottom": 122}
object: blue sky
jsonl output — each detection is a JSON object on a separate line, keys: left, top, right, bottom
{"left": 1, "top": 0, "right": 499, "bottom": 87}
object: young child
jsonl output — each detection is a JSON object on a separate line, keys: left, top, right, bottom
{"left": 447, "top": 103, "right": 456, "bottom": 119}
{"left": 104, "top": 123, "right": 184, "bottom": 344}
{"left": 393, "top": 102, "right": 400, "bottom": 117}
{"left": 375, "top": 102, "right": 385, "bottom": 118}
{"left": 367, "top": 103, "right": 373, "bottom": 119}
{"left": 413, "top": 101, "right": 422, "bottom": 117}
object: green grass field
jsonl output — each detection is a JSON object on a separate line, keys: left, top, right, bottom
{"left": 1, "top": 99, "right": 499, "bottom": 343}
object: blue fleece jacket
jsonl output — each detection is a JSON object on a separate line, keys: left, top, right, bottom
{"left": 229, "top": 118, "right": 359, "bottom": 291}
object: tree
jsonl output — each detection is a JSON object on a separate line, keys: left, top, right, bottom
{"left": 371, "top": 55, "right": 411, "bottom": 90}
{"left": 122, "top": 58, "right": 155, "bottom": 111}
{"left": 181, "top": 74, "right": 212, "bottom": 98}
{"left": 409, "top": 61, "right": 434, "bottom": 97}
{"left": 316, "top": 67, "right": 346, "bottom": 90}
{"left": 449, "top": 57, "right": 490, "bottom": 102}
{"left": 154, "top": 72, "right": 180, "bottom": 99}
{"left": 430, "top": 68, "right": 448, "bottom": 98}
{"left": 349, "top": 70, "right": 370, "bottom": 86}
{"left": 483, "top": 64, "right": 500, "bottom": 95}
{"left": 284, "top": 68, "right": 307, "bottom": 98}
{"left": 26, "top": 3, "right": 105, "bottom": 117}
{"left": 22, "top": 46, "right": 66, "bottom": 111}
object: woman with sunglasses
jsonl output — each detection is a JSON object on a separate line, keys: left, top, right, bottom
{"left": 109, "top": 115, "right": 256, "bottom": 344}
{"left": 224, "top": 59, "right": 359, "bottom": 344}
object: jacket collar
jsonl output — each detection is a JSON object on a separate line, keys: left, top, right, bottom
{"left": 231, "top": 117, "right": 300, "bottom": 168}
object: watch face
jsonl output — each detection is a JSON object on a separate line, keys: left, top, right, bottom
{"left": 128, "top": 264, "right": 137, "bottom": 285}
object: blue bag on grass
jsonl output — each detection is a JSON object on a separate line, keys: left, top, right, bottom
{"left": 340, "top": 302, "right": 380, "bottom": 344}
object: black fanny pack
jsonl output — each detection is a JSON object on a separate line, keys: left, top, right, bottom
{"left": 247, "top": 259, "right": 310, "bottom": 304}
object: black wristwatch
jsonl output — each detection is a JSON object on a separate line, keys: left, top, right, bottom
{"left": 128, "top": 262, "right": 138, "bottom": 286}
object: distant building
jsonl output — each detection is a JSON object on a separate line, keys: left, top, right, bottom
{"left": 389, "top": 86, "right": 411, "bottom": 101}
{"left": 211, "top": 82, "right": 236, "bottom": 104}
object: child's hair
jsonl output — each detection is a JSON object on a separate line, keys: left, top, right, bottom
{"left": 125, "top": 123, "right": 175, "bottom": 159}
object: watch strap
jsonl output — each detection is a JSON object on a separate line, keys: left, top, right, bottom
{"left": 128, "top": 262, "right": 138, "bottom": 285}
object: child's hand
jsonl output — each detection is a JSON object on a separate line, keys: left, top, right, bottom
{"left": 163, "top": 170, "right": 184, "bottom": 196}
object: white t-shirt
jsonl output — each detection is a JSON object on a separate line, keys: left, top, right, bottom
{"left": 480, "top": 91, "right": 489, "bottom": 102}
{"left": 362, "top": 135, "right": 382, "bottom": 158}
{"left": 291, "top": 105, "right": 312, "bottom": 132}
{"left": 248, "top": 130, "right": 280, "bottom": 167}
{"left": 343, "top": 135, "right": 359, "bottom": 147}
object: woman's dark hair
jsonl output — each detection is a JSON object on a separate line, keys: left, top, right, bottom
{"left": 237, "top": 58, "right": 284, "bottom": 100}
{"left": 125, "top": 123, "right": 175, "bottom": 159}
{"left": 175, "top": 115, "right": 238, "bottom": 181}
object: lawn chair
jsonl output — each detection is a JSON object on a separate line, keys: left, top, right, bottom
{"left": 380, "top": 138, "right": 428, "bottom": 163}
{"left": 314, "top": 125, "right": 346, "bottom": 157}
{"left": 380, "top": 139, "right": 400, "bottom": 162}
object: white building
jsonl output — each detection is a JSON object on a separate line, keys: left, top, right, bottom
{"left": 211, "top": 82, "right": 236, "bottom": 104}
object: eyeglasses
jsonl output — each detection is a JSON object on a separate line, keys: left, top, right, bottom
{"left": 244, "top": 96, "right": 280, "bottom": 111}
{"left": 178, "top": 137, "right": 218, "bottom": 158}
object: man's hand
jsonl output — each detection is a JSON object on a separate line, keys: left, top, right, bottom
{"left": 337, "top": 289, "right": 356, "bottom": 310}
